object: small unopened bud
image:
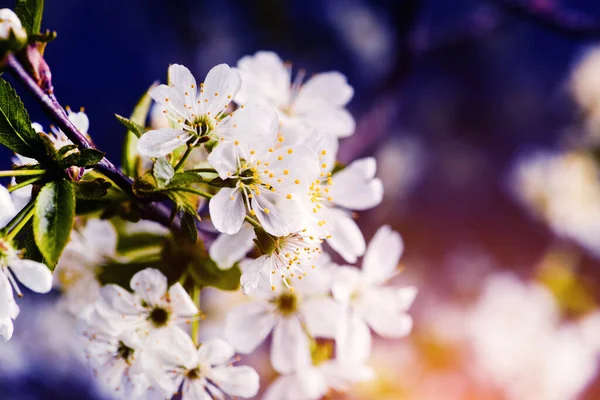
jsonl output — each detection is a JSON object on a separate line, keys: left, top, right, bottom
{"left": 0, "top": 9, "right": 27, "bottom": 52}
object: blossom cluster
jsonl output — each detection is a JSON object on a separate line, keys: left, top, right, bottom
{"left": 0, "top": 17, "right": 417, "bottom": 399}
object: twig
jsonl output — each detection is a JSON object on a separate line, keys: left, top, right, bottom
{"left": 492, "top": 0, "right": 600, "bottom": 38}
{"left": 5, "top": 52, "right": 180, "bottom": 233}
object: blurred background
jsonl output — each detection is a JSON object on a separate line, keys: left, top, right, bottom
{"left": 5, "top": 0, "right": 600, "bottom": 399}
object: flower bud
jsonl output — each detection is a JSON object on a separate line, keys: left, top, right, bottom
{"left": 0, "top": 9, "right": 27, "bottom": 53}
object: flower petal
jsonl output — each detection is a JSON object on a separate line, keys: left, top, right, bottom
{"left": 295, "top": 72, "right": 354, "bottom": 111}
{"left": 210, "top": 365, "right": 260, "bottom": 398}
{"left": 301, "top": 297, "right": 343, "bottom": 339}
{"left": 0, "top": 274, "right": 14, "bottom": 318}
{"left": 82, "top": 219, "right": 118, "bottom": 261}
{"left": 271, "top": 317, "right": 312, "bottom": 374}
{"left": 168, "top": 64, "right": 197, "bottom": 112}
{"left": 9, "top": 259, "right": 53, "bottom": 293}
{"left": 209, "top": 223, "right": 256, "bottom": 270}
{"left": 299, "top": 107, "right": 355, "bottom": 138}
{"left": 137, "top": 128, "right": 190, "bottom": 158}
{"left": 209, "top": 187, "right": 246, "bottom": 235}
{"left": 336, "top": 309, "right": 372, "bottom": 364}
{"left": 200, "top": 64, "right": 241, "bottom": 116}
{"left": 99, "top": 284, "right": 142, "bottom": 315}
{"left": 330, "top": 157, "right": 383, "bottom": 210}
{"left": 252, "top": 192, "right": 303, "bottom": 237}
{"left": 362, "top": 225, "right": 404, "bottom": 285}
{"left": 263, "top": 374, "right": 307, "bottom": 400}
{"left": 168, "top": 282, "right": 198, "bottom": 318}
{"left": 149, "top": 84, "right": 187, "bottom": 119}
{"left": 357, "top": 286, "right": 416, "bottom": 338}
{"left": 240, "top": 255, "right": 274, "bottom": 295}
{"left": 0, "top": 185, "right": 16, "bottom": 227}
{"left": 224, "top": 301, "right": 276, "bottom": 353}
{"left": 331, "top": 266, "right": 362, "bottom": 305}
{"left": 130, "top": 268, "right": 168, "bottom": 305}
{"left": 326, "top": 209, "right": 366, "bottom": 264}
{"left": 235, "top": 51, "right": 290, "bottom": 107}
{"left": 217, "top": 103, "right": 279, "bottom": 155}
{"left": 206, "top": 140, "right": 238, "bottom": 179}
{"left": 197, "top": 338, "right": 235, "bottom": 365}
{"left": 0, "top": 317, "right": 13, "bottom": 342}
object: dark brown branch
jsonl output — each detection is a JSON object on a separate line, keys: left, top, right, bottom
{"left": 493, "top": 0, "right": 600, "bottom": 38}
{"left": 5, "top": 52, "right": 180, "bottom": 233}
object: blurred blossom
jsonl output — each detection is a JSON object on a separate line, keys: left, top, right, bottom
{"left": 509, "top": 150, "right": 600, "bottom": 259}
{"left": 0, "top": 298, "right": 109, "bottom": 399}
{"left": 570, "top": 45, "right": 600, "bottom": 141}
{"left": 375, "top": 136, "right": 426, "bottom": 203}
{"left": 326, "top": 0, "right": 395, "bottom": 83}
{"left": 466, "top": 272, "right": 599, "bottom": 400}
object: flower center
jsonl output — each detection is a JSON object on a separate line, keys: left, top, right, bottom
{"left": 186, "top": 114, "right": 215, "bottom": 138}
{"left": 148, "top": 306, "right": 170, "bottom": 328}
{"left": 268, "top": 233, "right": 322, "bottom": 292}
{"left": 117, "top": 341, "right": 135, "bottom": 364}
{"left": 310, "top": 340, "right": 333, "bottom": 366}
{"left": 186, "top": 366, "right": 202, "bottom": 380}
{"left": 273, "top": 292, "right": 298, "bottom": 316}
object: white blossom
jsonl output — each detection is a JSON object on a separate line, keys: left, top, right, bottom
{"left": 466, "top": 273, "right": 600, "bottom": 400}
{"left": 55, "top": 219, "right": 118, "bottom": 314}
{"left": 95, "top": 268, "right": 198, "bottom": 337}
{"left": 510, "top": 150, "right": 600, "bottom": 259}
{"left": 138, "top": 64, "right": 277, "bottom": 159}
{"left": 240, "top": 231, "right": 324, "bottom": 294}
{"left": 235, "top": 51, "right": 355, "bottom": 142}
{"left": 225, "top": 260, "right": 340, "bottom": 374}
{"left": 304, "top": 157, "right": 384, "bottom": 263}
{"left": 0, "top": 238, "right": 53, "bottom": 341}
{"left": 207, "top": 123, "right": 320, "bottom": 236}
{"left": 148, "top": 329, "right": 259, "bottom": 400}
{"left": 263, "top": 357, "right": 373, "bottom": 400}
{"left": 78, "top": 308, "right": 153, "bottom": 399}
{"left": 332, "top": 225, "right": 417, "bottom": 363}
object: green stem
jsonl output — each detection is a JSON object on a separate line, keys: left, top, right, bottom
{"left": 172, "top": 187, "right": 213, "bottom": 199}
{"left": 0, "top": 169, "right": 46, "bottom": 177}
{"left": 244, "top": 215, "right": 263, "bottom": 231}
{"left": 2, "top": 200, "right": 35, "bottom": 234}
{"left": 191, "top": 284, "right": 201, "bottom": 345}
{"left": 5, "top": 203, "right": 35, "bottom": 241}
{"left": 8, "top": 177, "right": 42, "bottom": 193}
{"left": 174, "top": 145, "right": 194, "bottom": 172}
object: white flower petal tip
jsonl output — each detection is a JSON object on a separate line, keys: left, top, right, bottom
{"left": 137, "top": 128, "right": 189, "bottom": 158}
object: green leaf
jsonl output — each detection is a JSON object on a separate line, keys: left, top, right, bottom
{"left": 121, "top": 83, "right": 155, "bottom": 178}
{"left": 153, "top": 157, "right": 174, "bottom": 189}
{"left": 74, "top": 178, "right": 111, "bottom": 199}
{"left": 19, "top": 221, "right": 47, "bottom": 266}
{"left": 169, "top": 172, "right": 205, "bottom": 187}
{"left": 76, "top": 148, "right": 105, "bottom": 167}
{"left": 56, "top": 144, "right": 78, "bottom": 159}
{"left": 189, "top": 256, "right": 242, "bottom": 291}
{"left": 33, "top": 179, "right": 75, "bottom": 266}
{"left": 115, "top": 114, "right": 146, "bottom": 139}
{"left": 181, "top": 212, "right": 198, "bottom": 243}
{"left": 58, "top": 148, "right": 104, "bottom": 169}
{"left": 15, "top": 0, "right": 44, "bottom": 35}
{"left": 0, "top": 78, "right": 47, "bottom": 159}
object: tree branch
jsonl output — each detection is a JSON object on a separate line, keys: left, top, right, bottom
{"left": 5, "top": 51, "right": 180, "bottom": 233}
{"left": 492, "top": 0, "right": 600, "bottom": 38}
